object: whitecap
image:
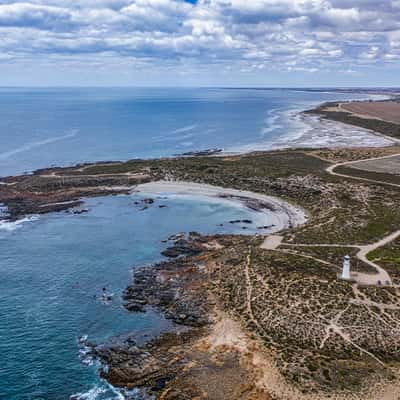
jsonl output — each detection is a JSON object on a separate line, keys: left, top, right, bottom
{"left": 0, "top": 130, "right": 78, "bottom": 160}
{"left": 70, "top": 384, "right": 129, "bottom": 400}
{"left": 260, "top": 108, "right": 284, "bottom": 137}
{"left": 170, "top": 124, "right": 197, "bottom": 134}
{"left": 70, "top": 386, "right": 107, "bottom": 400}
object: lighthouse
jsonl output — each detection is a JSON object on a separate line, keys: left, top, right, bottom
{"left": 341, "top": 255, "right": 351, "bottom": 280}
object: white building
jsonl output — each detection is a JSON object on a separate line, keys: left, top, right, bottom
{"left": 341, "top": 255, "right": 351, "bottom": 280}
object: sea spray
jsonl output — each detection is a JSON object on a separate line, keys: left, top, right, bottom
{"left": 0, "top": 215, "right": 39, "bottom": 232}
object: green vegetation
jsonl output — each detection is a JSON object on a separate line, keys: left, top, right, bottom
{"left": 367, "top": 237, "right": 400, "bottom": 284}
{"left": 2, "top": 142, "right": 400, "bottom": 395}
{"left": 70, "top": 150, "right": 331, "bottom": 179}
{"left": 5, "top": 149, "right": 400, "bottom": 245}
{"left": 208, "top": 238, "right": 399, "bottom": 393}
{"left": 279, "top": 245, "right": 376, "bottom": 273}
{"left": 72, "top": 160, "right": 153, "bottom": 175}
{"left": 335, "top": 165, "right": 400, "bottom": 186}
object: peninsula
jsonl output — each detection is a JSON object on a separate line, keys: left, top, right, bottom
{"left": 2, "top": 98, "right": 400, "bottom": 400}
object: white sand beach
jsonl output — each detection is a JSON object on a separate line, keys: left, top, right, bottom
{"left": 135, "top": 181, "right": 308, "bottom": 233}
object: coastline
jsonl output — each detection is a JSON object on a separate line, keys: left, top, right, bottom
{"left": 1, "top": 90, "right": 395, "bottom": 181}
{"left": 0, "top": 93, "right": 397, "bottom": 225}
{"left": 307, "top": 99, "right": 400, "bottom": 144}
{"left": 135, "top": 181, "right": 308, "bottom": 232}
{"left": 2, "top": 93, "right": 400, "bottom": 399}
{"left": 225, "top": 93, "right": 397, "bottom": 155}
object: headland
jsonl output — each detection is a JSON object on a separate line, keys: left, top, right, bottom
{"left": 2, "top": 95, "right": 400, "bottom": 399}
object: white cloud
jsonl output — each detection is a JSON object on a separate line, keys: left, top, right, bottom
{"left": 0, "top": 0, "right": 398, "bottom": 79}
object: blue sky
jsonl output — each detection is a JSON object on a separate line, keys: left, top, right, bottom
{"left": 0, "top": 0, "right": 399, "bottom": 87}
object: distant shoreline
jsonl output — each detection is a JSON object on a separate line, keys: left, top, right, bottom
{"left": 1, "top": 96, "right": 399, "bottom": 223}
{"left": 1, "top": 89, "right": 397, "bottom": 179}
{"left": 306, "top": 97, "right": 400, "bottom": 143}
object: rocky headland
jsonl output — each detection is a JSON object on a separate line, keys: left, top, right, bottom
{"left": 2, "top": 98, "right": 400, "bottom": 399}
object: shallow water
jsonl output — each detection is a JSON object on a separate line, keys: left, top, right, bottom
{"left": 0, "top": 193, "right": 275, "bottom": 400}
{"left": 0, "top": 87, "right": 389, "bottom": 399}
{"left": 0, "top": 87, "right": 380, "bottom": 177}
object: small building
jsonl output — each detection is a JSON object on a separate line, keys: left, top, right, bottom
{"left": 341, "top": 255, "right": 351, "bottom": 280}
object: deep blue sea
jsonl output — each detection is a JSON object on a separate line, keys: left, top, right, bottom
{"left": 0, "top": 88, "right": 385, "bottom": 400}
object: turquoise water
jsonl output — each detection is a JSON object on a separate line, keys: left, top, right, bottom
{"left": 0, "top": 88, "right": 368, "bottom": 177}
{"left": 0, "top": 194, "right": 268, "bottom": 399}
{"left": 0, "top": 87, "right": 376, "bottom": 399}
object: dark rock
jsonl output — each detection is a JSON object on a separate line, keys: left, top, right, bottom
{"left": 175, "top": 148, "right": 223, "bottom": 157}
{"left": 73, "top": 208, "right": 89, "bottom": 214}
{"left": 124, "top": 302, "right": 145, "bottom": 312}
{"left": 257, "top": 224, "right": 276, "bottom": 230}
{"left": 229, "top": 219, "right": 253, "bottom": 224}
{"left": 122, "top": 248, "right": 210, "bottom": 327}
{"left": 161, "top": 244, "right": 202, "bottom": 258}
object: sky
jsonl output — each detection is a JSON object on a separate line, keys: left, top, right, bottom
{"left": 0, "top": 0, "right": 399, "bottom": 87}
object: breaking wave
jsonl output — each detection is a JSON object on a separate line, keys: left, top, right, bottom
{"left": 0, "top": 215, "right": 39, "bottom": 232}
{"left": 70, "top": 384, "right": 139, "bottom": 400}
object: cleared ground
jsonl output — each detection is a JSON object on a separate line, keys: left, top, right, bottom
{"left": 341, "top": 101, "right": 400, "bottom": 124}
{"left": 350, "top": 155, "right": 400, "bottom": 175}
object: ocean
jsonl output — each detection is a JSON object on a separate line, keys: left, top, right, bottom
{"left": 0, "top": 88, "right": 391, "bottom": 400}
{"left": 0, "top": 194, "right": 274, "bottom": 400}
{"left": 0, "top": 87, "right": 391, "bottom": 178}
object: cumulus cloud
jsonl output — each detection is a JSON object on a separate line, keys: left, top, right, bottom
{"left": 0, "top": 0, "right": 398, "bottom": 79}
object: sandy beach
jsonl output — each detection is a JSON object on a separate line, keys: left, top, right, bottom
{"left": 2, "top": 94, "right": 400, "bottom": 400}
{"left": 135, "top": 180, "right": 308, "bottom": 233}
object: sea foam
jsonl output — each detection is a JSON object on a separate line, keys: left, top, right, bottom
{"left": 70, "top": 384, "right": 130, "bottom": 400}
{"left": 0, "top": 215, "right": 39, "bottom": 232}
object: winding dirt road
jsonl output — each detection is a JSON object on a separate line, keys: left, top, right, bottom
{"left": 326, "top": 152, "right": 400, "bottom": 188}
{"left": 261, "top": 229, "right": 400, "bottom": 286}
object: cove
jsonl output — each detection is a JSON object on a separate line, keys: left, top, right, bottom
{"left": 0, "top": 192, "right": 274, "bottom": 400}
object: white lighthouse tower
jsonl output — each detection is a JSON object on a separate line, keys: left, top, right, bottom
{"left": 341, "top": 255, "right": 351, "bottom": 280}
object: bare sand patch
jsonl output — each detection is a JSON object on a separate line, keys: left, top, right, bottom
{"left": 350, "top": 155, "right": 400, "bottom": 175}
{"left": 204, "top": 311, "right": 400, "bottom": 400}
{"left": 340, "top": 101, "right": 400, "bottom": 124}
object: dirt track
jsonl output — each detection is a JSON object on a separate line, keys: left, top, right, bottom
{"left": 326, "top": 153, "right": 400, "bottom": 188}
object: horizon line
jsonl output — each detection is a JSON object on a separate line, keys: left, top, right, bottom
{"left": 0, "top": 85, "right": 399, "bottom": 90}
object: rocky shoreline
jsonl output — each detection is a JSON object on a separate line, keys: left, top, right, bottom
{"left": 86, "top": 233, "right": 238, "bottom": 398}
{"left": 122, "top": 233, "right": 211, "bottom": 326}
{"left": 2, "top": 112, "right": 400, "bottom": 398}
